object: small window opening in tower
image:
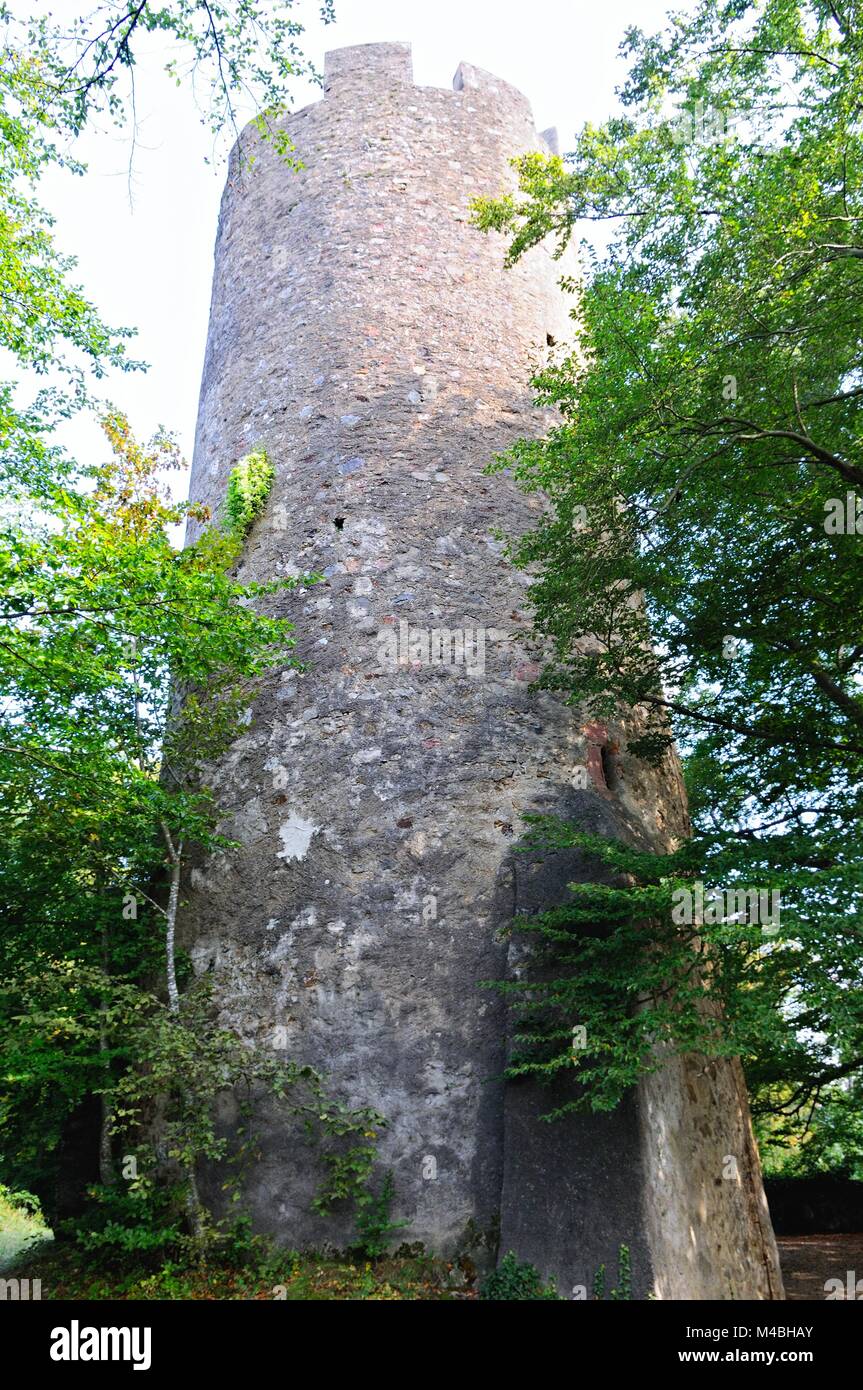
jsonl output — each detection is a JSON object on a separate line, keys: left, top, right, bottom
{"left": 546, "top": 332, "right": 557, "bottom": 347}
{"left": 333, "top": 516, "right": 346, "bottom": 530}
{"left": 600, "top": 744, "right": 618, "bottom": 792}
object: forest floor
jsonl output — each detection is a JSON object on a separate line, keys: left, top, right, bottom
{"left": 1, "top": 1186, "right": 479, "bottom": 1298}
{"left": 777, "top": 1234, "right": 863, "bottom": 1301}
{"left": 6, "top": 1196, "right": 860, "bottom": 1300}
{"left": 5, "top": 1238, "right": 479, "bottom": 1300}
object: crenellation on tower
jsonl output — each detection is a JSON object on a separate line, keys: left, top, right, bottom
{"left": 451, "top": 60, "right": 534, "bottom": 118}
{"left": 323, "top": 40, "right": 413, "bottom": 93}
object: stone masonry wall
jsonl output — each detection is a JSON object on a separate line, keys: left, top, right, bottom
{"left": 185, "top": 42, "right": 783, "bottom": 1298}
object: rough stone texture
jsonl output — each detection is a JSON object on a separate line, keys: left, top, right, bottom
{"left": 185, "top": 41, "right": 783, "bottom": 1298}
{"left": 640, "top": 1051, "right": 782, "bottom": 1299}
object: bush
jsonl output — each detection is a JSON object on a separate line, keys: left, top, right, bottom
{"left": 224, "top": 448, "right": 274, "bottom": 537}
{"left": 353, "top": 1169, "right": 408, "bottom": 1260}
{"left": 480, "top": 1251, "right": 560, "bottom": 1301}
{"left": 61, "top": 1183, "right": 182, "bottom": 1261}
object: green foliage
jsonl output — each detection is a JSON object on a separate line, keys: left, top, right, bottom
{"left": 757, "top": 1074, "right": 863, "bottom": 1179}
{"left": 588, "top": 1245, "right": 631, "bottom": 1299}
{"left": 480, "top": 1251, "right": 560, "bottom": 1301}
{"left": 63, "top": 1184, "right": 183, "bottom": 1257}
{"left": 0, "top": 1181, "right": 49, "bottom": 1268}
{"left": 107, "top": 977, "right": 383, "bottom": 1242}
{"left": 313, "top": 1142, "right": 408, "bottom": 1259}
{"left": 2, "top": 949, "right": 383, "bottom": 1244}
{"left": 478, "top": 1246, "right": 630, "bottom": 1301}
{"left": 0, "top": 415, "right": 309, "bottom": 1211}
{"left": 483, "top": 818, "right": 824, "bottom": 1117}
{"left": 9, "top": 1240, "right": 468, "bottom": 1300}
{"left": 312, "top": 1140, "right": 376, "bottom": 1211}
{"left": 0, "top": 32, "right": 137, "bottom": 502}
{"left": 485, "top": 811, "right": 862, "bottom": 1141}
{"left": 6, "top": 3, "right": 333, "bottom": 157}
{"left": 0, "top": 1182, "right": 43, "bottom": 1219}
{"left": 0, "top": 3, "right": 328, "bottom": 506}
{"left": 224, "top": 448, "right": 275, "bottom": 538}
{"left": 353, "top": 1170, "right": 409, "bottom": 1260}
{"left": 610, "top": 1243, "right": 632, "bottom": 1301}
{"left": 475, "top": 0, "right": 863, "bottom": 1164}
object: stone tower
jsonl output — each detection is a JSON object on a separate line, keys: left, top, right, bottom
{"left": 185, "top": 42, "right": 783, "bottom": 1299}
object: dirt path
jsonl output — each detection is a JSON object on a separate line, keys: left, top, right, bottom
{"left": 777, "top": 1234, "right": 863, "bottom": 1300}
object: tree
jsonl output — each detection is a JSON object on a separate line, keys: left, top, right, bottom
{"left": 0, "top": 0, "right": 333, "bottom": 502}
{"left": 474, "top": 0, "right": 863, "bottom": 1165}
{"left": 0, "top": 411, "right": 307, "bottom": 1215}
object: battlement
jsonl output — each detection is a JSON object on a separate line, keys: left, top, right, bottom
{"left": 323, "top": 42, "right": 413, "bottom": 92}
{"left": 322, "top": 42, "right": 535, "bottom": 125}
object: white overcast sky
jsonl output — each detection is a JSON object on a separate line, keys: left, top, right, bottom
{"left": 34, "top": 0, "right": 683, "bottom": 482}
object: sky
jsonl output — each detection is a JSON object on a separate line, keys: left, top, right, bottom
{"left": 36, "top": 0, "right": 683, "bottom": 484}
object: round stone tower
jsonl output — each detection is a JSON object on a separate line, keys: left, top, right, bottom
{"left": 185, "top": 42, "right": 782, "bottom": 1299}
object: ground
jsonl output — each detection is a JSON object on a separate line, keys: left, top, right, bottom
{"left": 777, "top": 1235, "right": 863, "bottom": 1302}
{"left": 3, "top": 1189, "right": 860, "bottom": 1299}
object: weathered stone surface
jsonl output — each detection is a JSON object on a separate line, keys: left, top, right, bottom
{"left": 185, "top": 41, "right": 783, "bottom": 1298}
